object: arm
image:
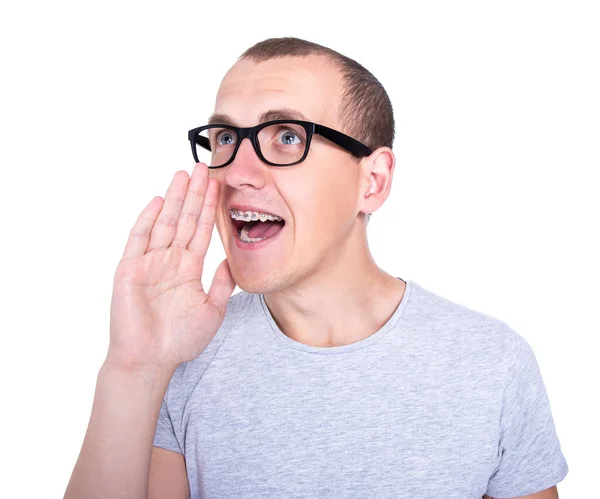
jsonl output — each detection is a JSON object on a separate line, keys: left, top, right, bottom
{"left": 149, "top": 447, "right": 190, "bottom": 499}
{"left": 64, "top": 359, "right": 178, "bottom": 499}
{"left": 65, "top": 164, "right": 234, "bottom": 498}
{"left": 483, "top": 484, "right": 559, "bottom": 498}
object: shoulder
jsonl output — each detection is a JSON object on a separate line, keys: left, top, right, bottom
{"left": 400, "top": 282, "right": 549, "bottom": 429}
{"left": 408, "top": 281, "right": 520, "bottom": 345}
{"left": 404, "top": 281, "right": 533, "bottom": 378}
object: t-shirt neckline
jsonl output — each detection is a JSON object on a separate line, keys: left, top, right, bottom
{"left": 258, "top": 278, "right": 413, "bottom": 354}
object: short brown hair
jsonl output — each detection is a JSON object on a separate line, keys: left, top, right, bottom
{"left": 239, "top": 37, "right": 395, "bottom": 154}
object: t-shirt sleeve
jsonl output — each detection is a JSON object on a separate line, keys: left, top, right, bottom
{"left": 485, "top": 332, "right": 568, "bottom": 497}
{"left": 153, "top": 396, "right": 182, "bottom": 454}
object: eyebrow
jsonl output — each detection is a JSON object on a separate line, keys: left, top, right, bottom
{"left": 207, "top": 108, "right": 308, "bottom": 126}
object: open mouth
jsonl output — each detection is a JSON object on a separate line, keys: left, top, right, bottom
{"left": 230, "top": 210, "right": 286, "bottom": 245}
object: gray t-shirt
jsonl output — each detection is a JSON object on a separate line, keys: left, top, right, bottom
{"left": 153, "top": 279, "right": 568, "bottom": 498}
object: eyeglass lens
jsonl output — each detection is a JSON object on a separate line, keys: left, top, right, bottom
{"left": 196, "top": 122, "right": 308, "bottom": 167}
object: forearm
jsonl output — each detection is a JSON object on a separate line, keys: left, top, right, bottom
{"left": 64, "top": 358, "right": 177, "bottom": 499}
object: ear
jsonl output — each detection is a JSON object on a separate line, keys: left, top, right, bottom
{"left": 359, "top": 147, "right": 395, "bottom": 215}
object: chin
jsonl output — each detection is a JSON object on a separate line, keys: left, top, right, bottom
{"left": 231, "top": 265, "right": 291, "bottom": 295}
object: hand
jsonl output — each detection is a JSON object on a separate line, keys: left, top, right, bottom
{"left": 108, "top": 162, "right": 236, "bottom": 371}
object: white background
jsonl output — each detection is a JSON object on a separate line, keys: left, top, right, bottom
{"left": 1, "top": 1, "right": 598, "bottom": 497}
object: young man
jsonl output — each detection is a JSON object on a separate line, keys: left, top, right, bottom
{"left": 65, "top": 38, "right": 568, "bottom": 498}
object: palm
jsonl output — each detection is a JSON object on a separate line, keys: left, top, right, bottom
{"left": 109, "top": 165, "right": 236, "bottom": 370}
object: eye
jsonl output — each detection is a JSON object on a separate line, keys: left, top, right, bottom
{"left": 215, "top": 130, "right": 236, "bottom": 147}
{"left": 277, "top": 129, "right": 303, "bottom": 146}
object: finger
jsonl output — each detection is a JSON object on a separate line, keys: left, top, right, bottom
{"left": 121, "top": 196, "right": 164, "bottom": 260}
{"left": 147, "top": 170, "right": 190, "bottom": 252}
{"left": 208, "top": 258, "right": 236, "bottom": 316}
{"left": 188, "top": 177, "right": 219, "bottom": 257}
{"left": 171, "top": 162, "right": 209, "bottom": 248}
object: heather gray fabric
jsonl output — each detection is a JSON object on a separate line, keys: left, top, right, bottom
{"left": 153, "top": 279, "right": 568, "bottom": 498}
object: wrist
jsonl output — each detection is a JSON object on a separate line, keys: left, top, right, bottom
{"left": 101, "top": 352, "right": 178, "bottom": 381}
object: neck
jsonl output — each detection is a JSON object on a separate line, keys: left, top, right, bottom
{"left": 263, "top": 227, "right": 406, "bottom": 348}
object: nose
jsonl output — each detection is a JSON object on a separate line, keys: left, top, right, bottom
{"left": 223, "top": 136, "right": 267, "bottom": 190}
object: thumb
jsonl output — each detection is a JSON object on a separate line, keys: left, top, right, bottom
{"left": 207, "top": 258, "right": 236, "bottom": 315}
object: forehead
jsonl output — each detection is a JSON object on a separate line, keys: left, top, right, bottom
{"left": 212, "top": 55, "right": 343, "bottom": 128}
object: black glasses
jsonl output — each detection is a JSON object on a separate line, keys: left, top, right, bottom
{"left": 188, "top": 119, "right": 373, "bottom": 168}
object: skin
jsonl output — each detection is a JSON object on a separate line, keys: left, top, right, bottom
{"left": 483, "top": 486, "right": 559, "bottom": 499}
{"left": 209, "top": 54, "right": 406, "bottom": 347}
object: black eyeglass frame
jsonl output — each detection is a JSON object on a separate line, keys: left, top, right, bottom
{"left": 188, "top": 119, "right": 373, "bottom": 168}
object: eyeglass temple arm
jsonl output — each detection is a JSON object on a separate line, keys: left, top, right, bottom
{"left": 314, "top": 124, "right": 373, "bottom": 157}
{"left": 191, "top": 134, "right": 211, "bottom": 151}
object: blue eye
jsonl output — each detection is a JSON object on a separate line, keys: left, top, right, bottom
{"left": 278, "top": 129, "right": 302, "bottom": 145}
{"left": 217, "top": 131, "right": 236, "bottom": 146}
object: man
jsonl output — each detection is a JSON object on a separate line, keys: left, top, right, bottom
{"left": 65, "top": 37, "right": 568, "bottom": 498}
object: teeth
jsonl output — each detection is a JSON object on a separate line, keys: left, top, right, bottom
{"left": 238, "top": 224, "right": 266, "bottom": 243}
{"left": 229, "top": 209, "right": 283, "bottom": 222}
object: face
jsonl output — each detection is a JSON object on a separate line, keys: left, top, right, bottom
{"left": 209, "top": 55, "right": 368, "bottom": 294}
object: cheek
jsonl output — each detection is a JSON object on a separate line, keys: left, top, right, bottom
{"left": 211, "top": 171, "right": 230, "bottom": 218}
{"left": 282, "top": 167, "right": 357, "bottom": 238}
{"left": 209, "top": 169, "right": 226, "bottom": 193}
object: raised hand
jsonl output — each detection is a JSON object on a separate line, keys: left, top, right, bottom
{"left": 108, "top": 162, "right": 236, "bottom": 371}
